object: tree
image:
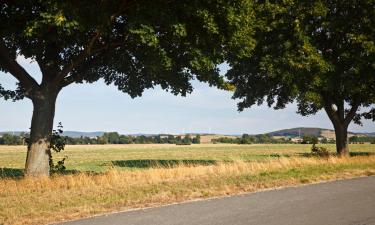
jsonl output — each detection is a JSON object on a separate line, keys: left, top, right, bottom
{"left": 226, "top": 1, "right": 375, "bottom": 156}
{"left": 302, "top": 135, "right": 318, "bottom": 145}
{"left": 103, "top": 132, "right": 120, "bottom": 144}
{"left": 349, "top": 136, "right": 359, "bottom": 143}
{"left": 167, "top": 135, "right": 176, "bottom": 144}
{"left": 255, "top": 134, "right": 271, "bottom": 143}
{"left": 0, "top": 0, "right": 252, "bottom": 176}
{"left": 0, "top": 133, "right": 23, "bottom": 145}
{"left": 240, "top": 134, "right": 254, "bottom": 144}
{"left": 192, "top": 134, "right": 201, "bottom": 144}
{"left": 182, "top": 134, "right": 192, "bottom": 144}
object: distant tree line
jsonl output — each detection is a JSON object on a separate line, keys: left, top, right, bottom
{"left": 349, "top": 136, "right": 375, "bottom": 144}
{"left": 0, "top": 133, "right": 27, "bottom": 145}
{"left": 213, "top": 134, "right": 346, "bottom": 145}
{"left": 0, "top": 132, "right": 200, "bottom": 145}
{"left": 213, "top": 134, "right": 292, "bottom": 144}
{"left": 2, "top": 132, "right": 374, "bottom": 145}
{"left": 301, "top": 136, "right": 319, "bottom": 144}
{"left": 66, "top": 132, "right": 201, "bottom": 145}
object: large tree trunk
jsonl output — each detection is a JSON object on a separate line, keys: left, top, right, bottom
{"left": 324, "top": 101, "right": 358, "bottom": 157}
{"left": 25, "top": 88, "right": 58, "bottom": 176}
{"left": 332, "top": 121, "right": 349, "bottom": 157}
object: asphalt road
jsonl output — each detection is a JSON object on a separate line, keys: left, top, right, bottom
{"left": 58, "top": 176, "right": 375, "bottom": 225}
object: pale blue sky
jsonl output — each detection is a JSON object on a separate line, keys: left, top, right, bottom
{"left": 0, "top": 57, "right": 374, "bottom": 134}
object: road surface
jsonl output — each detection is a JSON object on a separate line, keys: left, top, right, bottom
{"left": 58, "top": 176, "right": 375, "bottom": 225}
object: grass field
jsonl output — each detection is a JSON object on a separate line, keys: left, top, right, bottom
{"left": 1, "top": 143, "right": 375, "bottom": 173}
{"left": 1, "top": 143, "right": 375, "bottom": 225}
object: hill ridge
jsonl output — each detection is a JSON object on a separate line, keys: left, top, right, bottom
{"left": 0, "top": 127, "right": 373, "bottom": 138}
{"left": 267, "top": 127, "right": 375, "bottom": 138}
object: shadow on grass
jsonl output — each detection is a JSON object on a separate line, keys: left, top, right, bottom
{"left": 111, "top": 159, "right": 217, "bottom": 168}
{"left": 350, "top": 152, "right": 375, "bottom": 157}
{"left": 51, "top": 169, "right": 81, "bottom": 176}
{"left": 297, "top": 153, "right": 314, "bottom": 157}
{"left": 268, "top": 154, "right": 292, "bottom": 158}
{"left": 0, "top": 168, "right": 24, "bottom": 178}
{"left": 297, "top": 152, "right": 375, "bottom": 158}
{"left": 0, "top": 167, "right": 82, "bottom": 179}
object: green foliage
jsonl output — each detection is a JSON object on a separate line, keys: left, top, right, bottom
{"left": 213, "top": 137, "right": 238, "bottom": 144}
{"left": 59, "top": 134, "right": 200, "bottom": 145}
{"left": 240, "top": 134, "right": 255, "bottom": 144}
{"left": 50, "top": 157, "right": 67, "bottom": 173}
{"left": 311, "top": 144, "right": 330, "bottom": 158}
{"left": 302, "top": 135, "right": 319, "bottom": 144}
{"left": 213, "top": 134, "right": 292, "bottom": 144}
{"left": 0, "top": 0, "right": 254, "bottom": 175}
{"left": 0, "top": 133, "right": 26, "bottom": 145}
{"left": 192, "top": 134, "right": 201, "bottom": 144}
{"left": 49, "top": 123, "right": 65, "bottom": 153}
{"left": 227, "top": 1, "right": 375, "bottom": 125}
{"left": 182, "top": 134, "right": 192, "bottom": 145}
{"left": 49, "top": 123, "right": 67, "bottom": 173}
{"left": 349, "top": 136, "right": 375, "bottom": 144}
{"left": 102, "top": 132, "right": 120, "bottom": 144}
{"left": 0, "top": 0, "right": 253, "bottom": 100}
{"left": 320, "top": 137, "right": 333, "bottom": 144}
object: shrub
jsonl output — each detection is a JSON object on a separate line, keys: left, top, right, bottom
{"left": 49, "top": 122, "right": 67, "bottom": 173}
{"left": 311, "top": 144, "right": 330, "bottom": 157}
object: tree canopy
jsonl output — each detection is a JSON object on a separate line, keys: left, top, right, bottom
{"left": 0, "top": 0, "right": 253, "bottom": 176}
{"left": 226, "top": 0, "right": 375, "bottom": 155}
{"left": 1, "top": 0, "right": 252, "bottom": 98}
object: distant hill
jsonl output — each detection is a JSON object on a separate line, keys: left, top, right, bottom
{"left": 0, "top": 131, "right": 28, "bottom": 136}
{"left": 362, "top": 132, "right": 375, "bottom": 137}
{"left": 0, "top": 131, "right": 105, "bottom": 138}
{"left": 268, "top": 127, "right": 324, "bottom": 137}
{"left": 1, "top": 128, "right": 373, "bottom": 139}
{"left": 267, "top": 127, "right": 371, "bottom": 138}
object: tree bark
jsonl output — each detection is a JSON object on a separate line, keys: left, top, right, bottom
{"left": 332, "top": 121, "right": 349, "bottom": 157}
{"left": 25, "top": 88, "right": 58, "bottom": 177}
{"left": 324, "top": 102, "right": 358, "bottom": 157}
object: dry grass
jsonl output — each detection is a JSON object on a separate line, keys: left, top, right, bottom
{"left": 1, "top": 155, "right": 375, "bottom": 225}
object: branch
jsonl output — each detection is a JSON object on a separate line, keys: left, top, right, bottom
{"left": 336, "top": 100, "right": 345, "bottom": 121}
{"left": 58, "top": 40, "right": 125, "bottom": 88}
{"left": 54, "top": 31, "right": 101, "bottom": 85}
{"left": 54, "top": 0, "right": 131, "bottom": 87}
{"left": 59, "top": 57, "right": 98, "bottom": 88}
{"left": 324, "top": 103, "right": 338, "bottom": 122}
{"left": 56, "top": 33, "right": 127, "bottom": 85}
{"left": 0, "top": 39, "right": 39, "bottom": 94}
{"left": 344, "top": 103, "right": 359, "bottom": 126}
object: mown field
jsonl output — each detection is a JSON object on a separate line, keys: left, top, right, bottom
{"left": 1, "top": 144, "right": 375, "bottom": 225}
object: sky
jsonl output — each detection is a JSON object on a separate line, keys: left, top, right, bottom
{"left": 0, "top": 57, "right": 374, "bottom": 135}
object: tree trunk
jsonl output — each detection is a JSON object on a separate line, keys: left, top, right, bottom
{"left": 323, "top": 102, "right": 357, "bottom": 157}
{"left": 25, "top": 89, "right": 58, "bottom": 177}
{"left": 332, "top": 122, "right": 349, "bottom": 157}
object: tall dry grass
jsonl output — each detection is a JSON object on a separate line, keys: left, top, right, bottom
{"left": 1, "top": 156, "right": 375, "bottom": 225}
